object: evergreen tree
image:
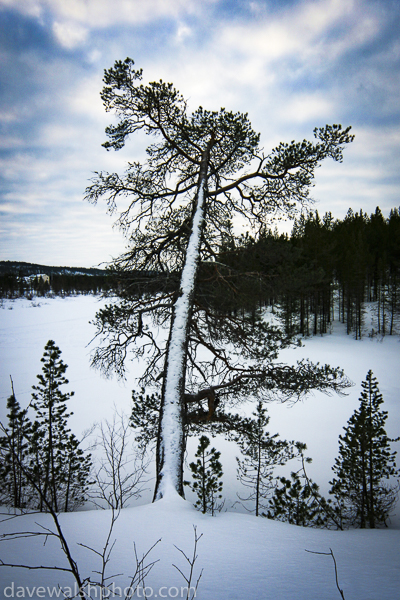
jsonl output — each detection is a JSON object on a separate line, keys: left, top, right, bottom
{"left": 267, "top": 468, "right": 328, "bottom": 527}
{"left": 235, "top": 401, "right": 304, "bottom": 516}
{"left": 130, "top": 388, "right": 161, "bottom": 452}
{"left": 184, "top": 435, "right": 224, "bottom": 515}
{"left": 387, "top": 207, "right": 400, "bottom": 334}
{"left": 86, "top": 57, "right": 354, "bottom": 499}
{"left": 29, "top": 340, "right": 92, "bottom": 512}
{"left": 329, "top": 370, "right": 399, "bottom": 528}
{"left": 61, "top": 434, "right": 92, "bottom": 513}
{"left": 0, "top": 391, "right": 33, "bottom": 509}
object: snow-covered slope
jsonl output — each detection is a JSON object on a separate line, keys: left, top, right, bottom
{"left": 1, "top": 496, "right": 399, "bottom": 599}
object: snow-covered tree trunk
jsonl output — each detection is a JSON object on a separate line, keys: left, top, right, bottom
{"left": 154, "top": 142, "right": 212, "bottom": 500}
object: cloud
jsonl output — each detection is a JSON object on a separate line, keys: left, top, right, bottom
{"left": 311, "top": 123, "right": 400, "bottom": 218}
{"left": 0, "top": 197, "right": 125, "bottom": 267}
{"left": 276, "top": 94, "right": 335, "bottom": 123}
{"left": 0, "top": 0, "right": 216, "bottom": 28}
{"left": 175, "top": 22, "right": 192, "bottom": 43}
{"left": 0, "top": 140, "right": 127, "bottom": 266}
{"left": 52, "top": 20, "right": 88, "bottom": 49}
{"left": 0, "top": 109, "right": 20, "bottom": 125}
{"left": 0, "top": 0, "right": 42, "bottom": 19}
{"left": 218, "top": 0, "right": 380, "bottom": 69}
{"left": 1, "top": 0, "right": 399, "bottom": 267}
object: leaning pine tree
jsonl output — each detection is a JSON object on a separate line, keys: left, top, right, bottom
{"left": 329, "top": 370, "right": 399, "bottom": 528}
{"left": 85, "top": 57, "right": 354, "bottom": 500}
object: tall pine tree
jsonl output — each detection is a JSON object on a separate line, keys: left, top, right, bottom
{"left": 329, "top": 370, "right": 399, "bottom": 528}
{"left": 29, "top": 340, "right": 92, "bottom": 512}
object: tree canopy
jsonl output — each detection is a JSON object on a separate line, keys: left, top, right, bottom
{"left": 85, "top": 57, "right": 354, "bottom": 499}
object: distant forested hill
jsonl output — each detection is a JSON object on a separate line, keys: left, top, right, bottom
{"left": 0, "top": 261, "right": 111, "bottom": 297}
{"left": 0, "top": 261, "right": 106, "bottom": 277}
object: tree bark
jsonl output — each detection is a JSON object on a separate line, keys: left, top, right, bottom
{"left": 154, "top": 139, "right": 213, "bottom": 500}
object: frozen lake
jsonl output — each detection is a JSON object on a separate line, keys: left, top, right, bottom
{"left": 1, "top": 294, "right": 399, "bottom": 520}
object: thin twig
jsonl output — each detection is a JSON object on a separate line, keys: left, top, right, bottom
{"left": 305, "top": 548, "right": 346, "bottom": 599}
{"left": 172, "top": 526, "right": 203, "bottom": 600}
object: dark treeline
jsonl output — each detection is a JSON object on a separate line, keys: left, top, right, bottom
{"left": 107, "top": 206, "right": 400, "bottom": 340}
{"left": 2, "top": 207, "right": 399, "bottom": 339}
{"left": 217, "top": 206, "right": 400, "bottom": 338}
{"left": 0, "top": 262, "right": 112, "bottom": 298}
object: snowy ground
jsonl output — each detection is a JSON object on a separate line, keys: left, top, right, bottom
{"left": 1, "top": 495, "right": 400, "bottom": 600}
{"left": 1, "top": 295, "right": 400, "bottom": 599}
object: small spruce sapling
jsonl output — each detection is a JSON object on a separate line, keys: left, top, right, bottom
{"left": 235, "top": 401, "right": 305, "bottom": 516}
{"left": 267, "top": 465, "right": 328, "bottom": 527}
{"left": 185, "top": 435, "right": 224, "bottom": 515}
{"left": 0, "top": 344, "right": 92, "bottom": 512}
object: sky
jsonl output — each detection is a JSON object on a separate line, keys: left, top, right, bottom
{"left": 0, "top": 0, "right": 399, "bottom": 268}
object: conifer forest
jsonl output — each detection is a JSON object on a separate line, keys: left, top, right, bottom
{"left": 2, "top": 205, "right": 399, "bottom": 345}
{"left": 218, "top": 205, "right": 400, "bottom": 339}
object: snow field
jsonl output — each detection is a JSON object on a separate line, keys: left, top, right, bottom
{"left": 1, "top": 295, "right": 400, "bottom": 599}
{"left": 1, "top": 296, "right": 399, "bottom": 514}
{"left": 0, "top": 496, "right": 399, "bottom": 599}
